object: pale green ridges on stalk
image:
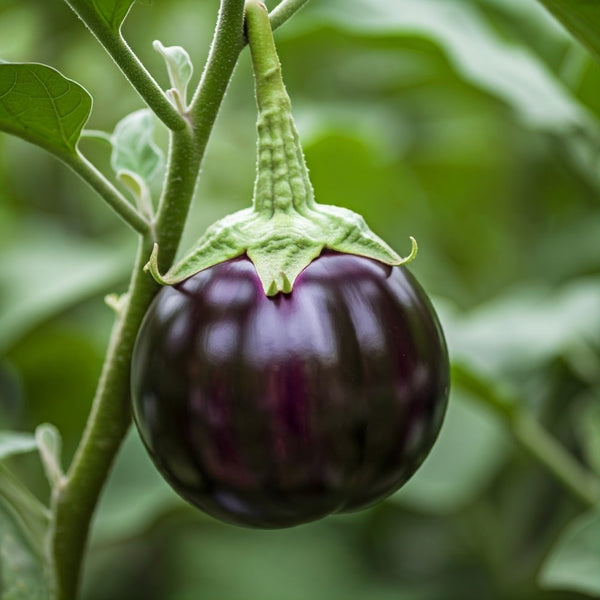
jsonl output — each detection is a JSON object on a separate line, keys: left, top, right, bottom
{"left": 146, "top": 0, "right": 417, "bottom": 296}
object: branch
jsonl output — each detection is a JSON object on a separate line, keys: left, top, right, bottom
{"left": 48, "top": 238, "right": 158, "bottom": 600}
{"left": 269, "top": 0, "right": 311, "bottom": 31}
{"left": 63, "top": 151, "right": 150, "bottom": 235}
{"left": 452, "top": 364, "right": 600, "bottom": 508}
{"left": 189, "top": 0, "right": 246, "bottom": 131}
{"left": 63, "top": 0, "right": 186, "bottom": 131}
{"left": 46, "top": 1, "right": 313, "bottom": 597}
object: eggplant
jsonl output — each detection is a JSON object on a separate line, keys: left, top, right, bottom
{"left": 131, "top": 251, "right": 449, "bottom": 528}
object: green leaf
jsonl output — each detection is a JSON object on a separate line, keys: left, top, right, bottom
{"left": 0, "top": 221, "right": 133, "bottom": 354}
{"left": 110, "top": 109, "right": 163, "bottom": 188}
{"left": 0, "top": 63, "right": 91, "bottom": 155}
{"left": 153, "top": 40, "right": 194, "bottom": 110}
{"left": 442, "top": 278, "right": 600, "bottom": 376}
{"left": 0, "top": 432, "right": 37, "bottom": 461}
{"left": 308, "top": 0, "right": 595, "bottom": 132}
{"left": 539, "top": 507, "right": 600, "bottom": 597}
{"left": 537, "top": 0, "right": 600, "bottom": 65}
{"left": 0, "top": 498, "right": 49, "bottom": 600}
{"left": 35, "top": 424, "right": 64, "bottom": 488}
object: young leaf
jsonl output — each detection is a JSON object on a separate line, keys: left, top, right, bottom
{"left": 0, "top": 499, "right": 49, "bottom": 600}
{"left": 117, "top": 171, "right": 154, "bottom": 218}
{"left": 153, "top": 40, "right": 194, "bottom": 111}
{"left": 539, "top": 507, "right": 600, "bottom": 597}
{"left": 110, "top": 109, "right": 163, "bottom": 189}
{"left": 35, "top": 424, "right": 64, "bottom": 488}
{"left": 0, "top": 63, "right": 91, "bottom": 156}
{"left": 0, "top": 431, "right": 37, "bottom": 460}
{"left": 537, "top": 0, "right": 600, "bottom": 65}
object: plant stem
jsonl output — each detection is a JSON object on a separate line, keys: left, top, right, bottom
{"left": 452, "top": 364, "right": 600, "bottom": 508}
{"left": 80, "top": 130, "right": 113, "bottom": 145}
{"left": 48, "top": 1, "right": 310, "bottom": 597}
{"left": 48, "top": 236, "right": 157, "bottom": 600}
{"left": 512, "top": 411, "right": 600, "bottom": 507}
{"left": 245, "top": 0, "right": 315, "bottom": 215}
{"left": 189, "top": 0, "right": 246, "bottom": 134}
{"left": 246, "top": 0, "right": 290, "bottom": 109}
{"left": 63, "top": 151, "right": 150, "bottom": 235}
{"left": 63, "top": 0, "right": 185, "bottom": 131}
{"left": 269, "top": 0, "right": 310, "bottom": 31}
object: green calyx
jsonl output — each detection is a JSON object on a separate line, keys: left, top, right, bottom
{"left": 146, "top": 0, "right": 417, "bottom": 296}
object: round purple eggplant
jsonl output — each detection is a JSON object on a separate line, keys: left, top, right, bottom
{"left": 131, "top": 252, "right": 449, "bottom": 528}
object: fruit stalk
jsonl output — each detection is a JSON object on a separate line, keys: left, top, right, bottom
{"left": 144, "top": 0, "right": 415, "bottom": 296}
{"left": 246, "top": 0, "right": 315, "bottom": 216}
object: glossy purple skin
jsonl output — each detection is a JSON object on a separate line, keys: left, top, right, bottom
{"left": 131, "top": 252, "right": 449, "bottom": 528}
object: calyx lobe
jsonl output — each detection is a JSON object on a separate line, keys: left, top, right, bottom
{"left": 146, "top": 0, "right": 416, "bottom": 296}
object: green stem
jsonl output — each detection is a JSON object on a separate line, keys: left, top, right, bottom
{"left": 245, "top": 0, "right": 314, "bottom": 216}
{"left": 80, "top": 130, "right": 113, "bottom": 145}
{"left": 63, "top": 151, "right": 150, "bottom": 235}
{"left": 48, "top": 236, "right": 158, "bottom": 600}
{"left": 247, "top": 0, "right": 287, "bottom": 108}
{"left": 269, "top": 0, "right": 310, "bottom": 31}
{"left": 48, "top": 1, "right": 310, "bottom": 597}
{"left": 63, "top": 0, "right": 185, "bottom": 131}
{"left": 512, "top": 412, "right": 600, "bottom": 507}
{"left": 189, "top": 0, "right": 246, "bottom": 137}
{"left": 452, "top": 364, "right": 600, "bottom": 508}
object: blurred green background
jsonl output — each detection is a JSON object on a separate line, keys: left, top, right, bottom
{"left": 1, "top": 0, "right": 599, "bottom": 598}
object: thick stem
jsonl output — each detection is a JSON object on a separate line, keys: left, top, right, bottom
{"left": 48, "top": 236, "right": 158, "bottom": 600}
{"left": 269, "top": 0, "right": 310, "bottom": 31}
{"left": 189, "top": 1, "right": 246, "bottom": 143}
{"left": 47, "top": 2, "right": 310, "bottom": 597}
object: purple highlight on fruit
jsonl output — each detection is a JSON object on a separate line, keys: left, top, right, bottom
{"left": 131, "top": 252, "right": 449, "bottom": 528}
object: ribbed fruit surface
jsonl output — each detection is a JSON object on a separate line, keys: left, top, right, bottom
{"left": 132, "top": 252, "right": 449, "bottom": 528}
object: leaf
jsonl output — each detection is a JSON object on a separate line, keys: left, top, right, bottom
{"left": 0, "top": 63, "right": 91, "bottom": 155}
{"left": 441, "top": 278, "right": 600, "bottom": 376}
{"left": 0, "top": 432, "right": 37, "bottom": 461}
{"left": 307, "top": 0, "right": 596, "bottom": 132}
{"left": 110, "top": 109, "right": 163, "bottom": 187}
{"left": 537, "top": 0, "right": 600, "bottom": 65}
{"left": 117, "top": 171, "right": 154, "bottom": 218}
{"left": 153, "top": 41, "right": 194, "bottom": 110}
{"left": 539, "top": 507, "right": 600, "bottom": 597}
{"left": 0, "top": 498, "right": 49, "bottom": 600}
{"left": 0, "top": 220, "right": 133, "bottom": 353}
{"left": 35, "top": 424, "right": 64, "bottom": 488}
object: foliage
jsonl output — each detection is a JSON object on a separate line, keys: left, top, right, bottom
{"left": 0, "top": 0, "right": 599, "bottom": 598}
